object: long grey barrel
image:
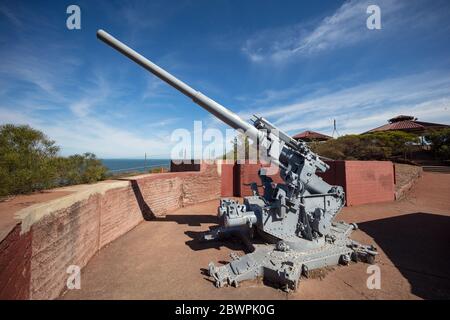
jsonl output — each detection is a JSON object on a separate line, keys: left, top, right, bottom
{"left": 97, "top": 29, "right": 259, "bottom": 140}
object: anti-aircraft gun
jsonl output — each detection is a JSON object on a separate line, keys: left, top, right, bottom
{"left": 97, "top": 29, "right": 377, "bottom": 291}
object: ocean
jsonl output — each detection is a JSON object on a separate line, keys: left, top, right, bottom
{"left": 100, "top": 159, "right": 170, "bottom": 174}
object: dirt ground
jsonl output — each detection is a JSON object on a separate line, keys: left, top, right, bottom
{"left": 56, "top": 172, "right": 448, "bottom": 299}
{"left": 394, "top": 163, "right": 422, "bottom": 193}
{"left": 0, "top": 190, "right": 72, "bottom": 241}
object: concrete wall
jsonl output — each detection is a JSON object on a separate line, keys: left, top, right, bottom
{"left": 0, "top": 163, "right": 220, "bottom": 300}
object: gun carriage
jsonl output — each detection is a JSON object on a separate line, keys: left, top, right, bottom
{"left": 97, "top": 29, "right": 377, "bottom": 291}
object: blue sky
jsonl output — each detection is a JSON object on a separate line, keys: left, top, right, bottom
{"left": 0, "top": 0, "right": 449, "bottom": 158}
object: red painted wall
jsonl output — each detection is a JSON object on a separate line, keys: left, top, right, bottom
{"left": 220, "top": 163, "right": 235, "bottom": 197}
{"left": 317, "top": 160, "right": 346, "bottom": 187}
{"left": 225, "top": 160, "right": 395, "bottom": 206}
{"left": 237, "top": 162, "right": 283, "bottom": 197}
{"left": 343, "top": 161, "right": 395, "bottom": 206}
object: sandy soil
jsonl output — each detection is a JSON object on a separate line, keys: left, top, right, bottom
{"left": 61, "top": 172, "right": 450, "bottom": 300}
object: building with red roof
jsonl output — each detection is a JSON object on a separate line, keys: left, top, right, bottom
{"left": 292, "top": 130, "right": 332, "bottom": 142}
{"left": 364, "top": 115, "right": 449, "bottom": 134}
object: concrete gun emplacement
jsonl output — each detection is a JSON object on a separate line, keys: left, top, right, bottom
{"left": 97, "top": 29, "right": 377, "bottom": 291}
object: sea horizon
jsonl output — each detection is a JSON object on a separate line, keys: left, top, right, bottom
{"left": 100, "top": 158, "right": 170, "bottom": 173}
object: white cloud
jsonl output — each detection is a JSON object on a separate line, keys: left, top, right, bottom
{"left": 68, "top": 73, "right": 113, "bottom": 117}
{"left": 247, "top": 71, "right": 450, "bottom": 135}
{"left": 0, "top": 106, "right": 173, "bottom": 158}
{"left": 43, "top": 117, "right": 172, "bottom": 158}
{"left": 242, "top": 0, "right": 405, "bottom": 62}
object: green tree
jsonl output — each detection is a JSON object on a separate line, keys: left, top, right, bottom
{"left": 0, "top": 124, "right": 108, "bottom": 197}
{"left": 0, "top": 124, "right": 59, "bottom": 196}
{"left": 55, "top": 153, "right": 108, "bottom": 185}
{"left": 424, "top": 128, "right": 450, "bottom": 160}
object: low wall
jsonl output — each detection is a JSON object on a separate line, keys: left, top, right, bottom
{"left": 343, "top": 161, "right": 395, "bottom": 206}
{"left": 219, "top": 163, "right": 236, "bottom": 197}
{"left": 0, "top": 163, "right": 220, "bottom": 300}
{"left": 235, "top": 160, "right": 395, "bottom": 206}
{"left": 237, "top": 162, "right": 283, "bottom": 196}
{"left": 0, "top": 159, "right": 396, "bottom": 299}
{"left": 0, "top": 224, "right": 32, "bottom": 300}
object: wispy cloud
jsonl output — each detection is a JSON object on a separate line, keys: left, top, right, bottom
{"left": 0, "top": 105, "right": 173, "bottom": 158}
{"left": 0, "top": 4, "right": 23, "bottom": 28}
{"left": 68, "top": 72, "right": 113, "bottom": 117}
{"left": 241, "top": 71, "right": 450, "bottom": 135}
{"left": 242, "top": 0, "right": 408, "bottom": 62}
{"left": 0, "top": 2, "right": 179, "bottom": 158}
{"left": 1, "top": 0, "right": 449, "bottom": 158}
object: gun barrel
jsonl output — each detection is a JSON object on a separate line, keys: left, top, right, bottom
{"left": 96, "top": 29, "right": 259, "bottom": 139}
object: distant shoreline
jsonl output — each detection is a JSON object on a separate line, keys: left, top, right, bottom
{"left": 100, "top": 158, "right": 170, "bottom": 174}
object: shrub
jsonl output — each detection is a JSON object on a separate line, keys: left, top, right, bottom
{"left": 310, "top": 131, "right": 419, "bottom": 161}
{"left": 0, "top": 124, "right": 59, "bottom": 195}
{"left": 55, "top": 153, "right": 108, "bottom": 186}
{"left": 0, "top": 124, "right": 107, "bottom": 196}
{"left": 424, "top": 128, "right": 450, "bottom": 160}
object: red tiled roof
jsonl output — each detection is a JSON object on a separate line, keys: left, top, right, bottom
{"left": 365, "top": 117, "right": 449, "bottom": 133}
{"left": 293, "top": 130, "right": 332, "bottom": 141}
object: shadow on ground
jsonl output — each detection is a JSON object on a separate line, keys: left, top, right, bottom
{"left": 359, "top": 212, "right": 450, "bottom": 299}
{"left": 155, "top": 214, "right": 218, "bottom": 226}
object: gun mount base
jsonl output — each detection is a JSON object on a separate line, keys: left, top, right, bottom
{"left": 206, "top": 221, "right": 377, "bottom": 292}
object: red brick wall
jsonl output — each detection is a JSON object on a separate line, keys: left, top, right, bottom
{"left": 179, "top": 164, "right": 221, "bottom": 206}
{"left": 2, "top": 162, "right": 220, "bottom": 300}
{"left": 99, "top": 186, "right": 143, "bottom": 248}
{"left": 30, "top": 194, "right": 103, "bottom": 299}
{"left": 0, "top": 225, "right": 31, "bottom": 300}
{"left": 100, "top": 164, "right": 220, "bottom": 248}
